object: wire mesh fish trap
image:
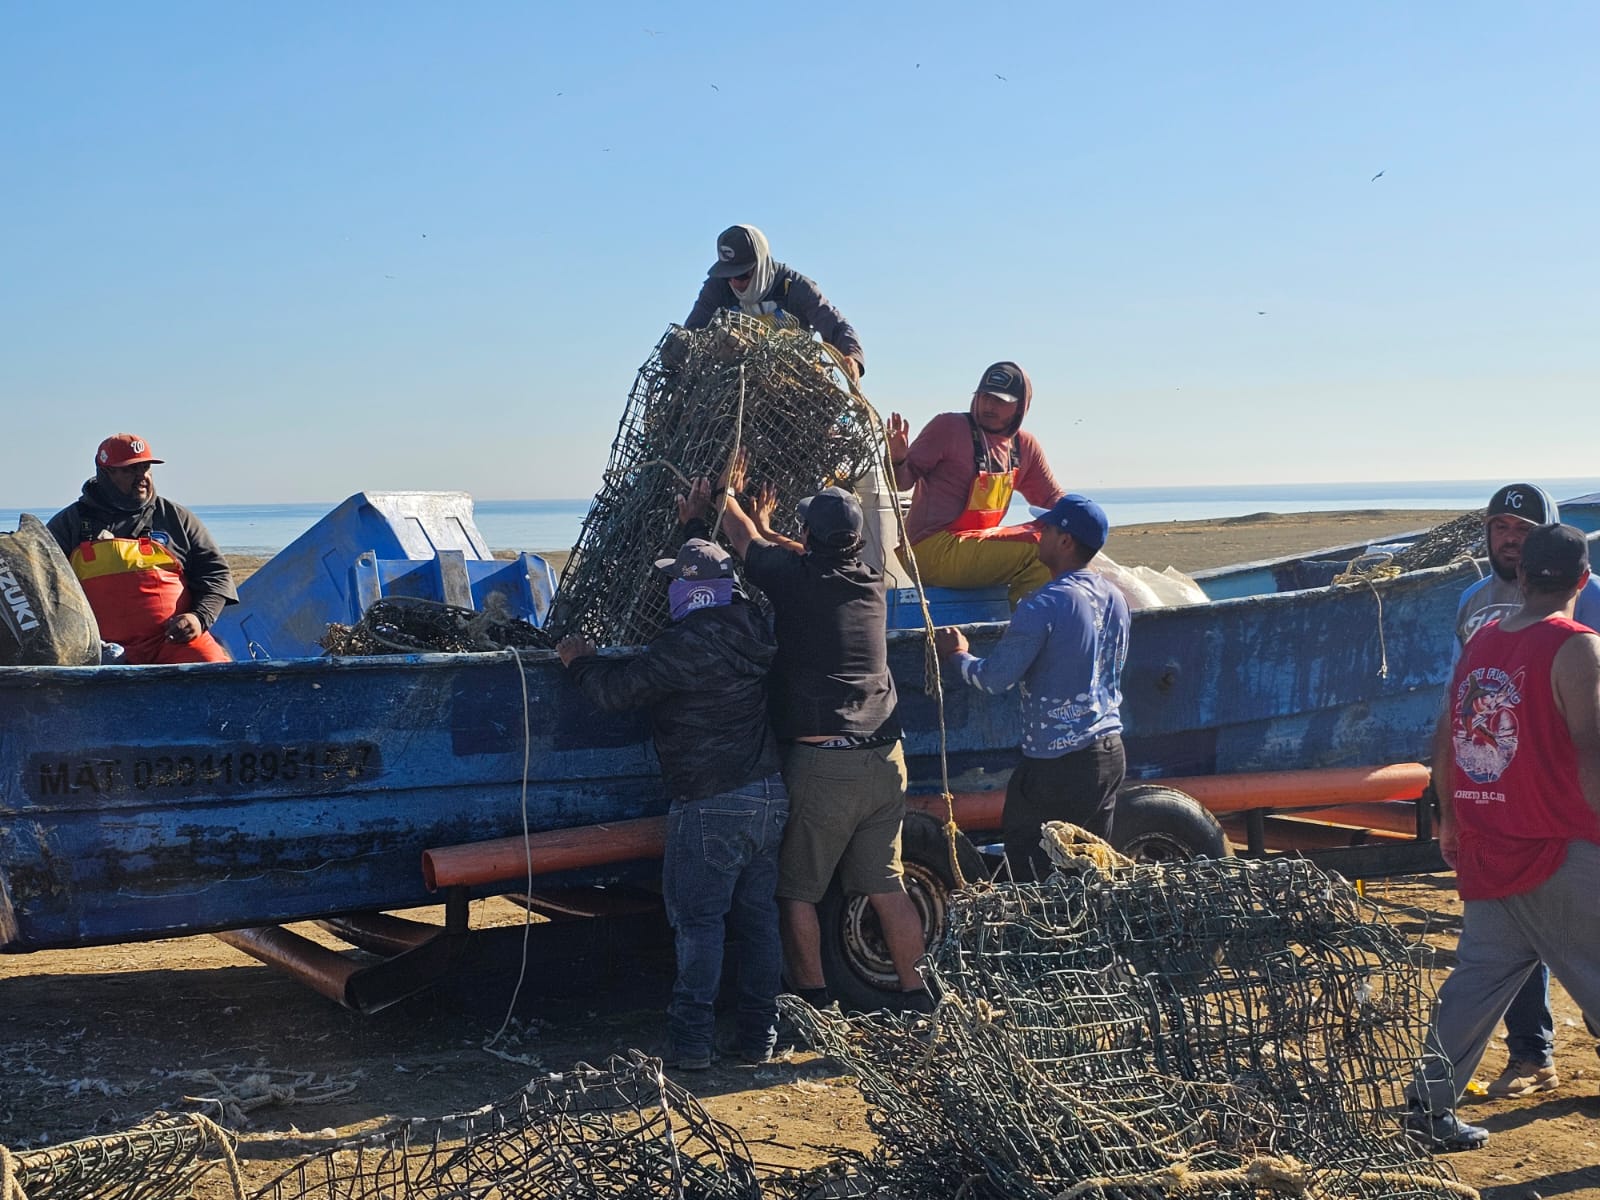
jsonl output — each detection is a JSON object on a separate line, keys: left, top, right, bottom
{"left": 252, "top": 1052, "right": 760, "bottom": 1200}
{"left": 783, "top": 855, "right": 1476, "bottom": 1200}
{"left": 2, "top": 1114, "right": 236, "bottom": 1200}
{"left": 546, "top": 311, "right": 881, "bottom": 646}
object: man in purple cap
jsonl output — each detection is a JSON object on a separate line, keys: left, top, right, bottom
{"left": 556, "top": 538, "right": 788, "bottom": 1070}
{"left": 934, "top": 494, "right": 1129, "bottom": 880}
{"left": 1406, "top": 522, "right": 1600, "bottom": 1151}
{"left": 683, "top": 224, "right": 865, "bottom": 381}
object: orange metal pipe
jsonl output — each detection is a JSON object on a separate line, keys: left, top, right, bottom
{"left": 422, "top": 764, "right": 1431, "bottom": 891}
{"left": 422, "top": 815, "right": 667, "bottom": 892}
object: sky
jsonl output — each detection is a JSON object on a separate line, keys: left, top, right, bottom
{"left": 3, "top": 3, "right": 1596, "bottom": 506}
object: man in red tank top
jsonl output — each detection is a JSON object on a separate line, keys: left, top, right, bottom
{"left": 1405, "top": 523, "right": 1600, "bottom": 1151}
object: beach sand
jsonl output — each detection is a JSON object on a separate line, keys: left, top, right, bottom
{"left": 224, "top": 507, "right": 1469, "bottom": 585}
{"left": 15, "top": 504, "right": 1600, "bottom": 1200}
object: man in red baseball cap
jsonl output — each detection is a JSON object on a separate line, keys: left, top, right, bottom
{"left": 47, "top": 434, "right": 236, "bottom": 664}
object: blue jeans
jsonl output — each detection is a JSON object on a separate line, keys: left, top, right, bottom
{"left": 1503, "top": 962, "right": 1554, "bottom": 1066}
{"left": 661, "top": 774, "right": 788, "bottom": 1060}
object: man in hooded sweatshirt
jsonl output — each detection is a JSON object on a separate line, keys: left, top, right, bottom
{"left": 887, "top": 362, "right": 1067, "bottom": 608}
{"left": 47, "top": 433, "right": 236, "bottom": 664}
{"left": 684, "top": 224, "right": 865, "bottom": 382}
{"left": 557, "top": 538, "right": 789, "bottom": 1071}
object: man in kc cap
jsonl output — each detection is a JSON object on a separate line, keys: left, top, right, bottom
{"left": 1449, "top": 483, "right": 1600, "bottom": 1099}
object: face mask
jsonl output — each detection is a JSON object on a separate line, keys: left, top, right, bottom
{"left": 669, "top": 577, "right": 734, "bottom": 621}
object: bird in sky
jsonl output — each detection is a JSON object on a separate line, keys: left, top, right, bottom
{"left": 1370, "top": 170, "right": 1385, "bottom": 182}
{"left": 643, "top": 28, "right": 664, "bottom": 36}
{"left": 994, "top": 73, "right": 1007, "bottom": 81}
{"left": 710, "top": 83, "right": 720, "bottom": 91}
{"left": 1256, "top": 311, "right": 1266, "bottom": 316}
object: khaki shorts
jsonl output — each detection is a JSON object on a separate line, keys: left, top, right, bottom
{"left": 776, "top": 741, "right": 908, "bottom": 903}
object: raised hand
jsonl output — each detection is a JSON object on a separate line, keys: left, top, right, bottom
{"left": 886, "top": 413, "right": 911, "bottom": 464}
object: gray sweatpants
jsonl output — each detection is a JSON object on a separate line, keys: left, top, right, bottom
{"left": 1411, "top": 839, "right": 1600, "bottom": 1115}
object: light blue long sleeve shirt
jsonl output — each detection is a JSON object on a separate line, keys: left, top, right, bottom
{"left": 950, "top": 568, "right": 1130, "bottom": 758}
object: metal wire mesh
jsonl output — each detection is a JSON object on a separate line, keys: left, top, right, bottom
{"left": 781, "top": 853, "right": 1476, "bottom": 1199}
{"left": 251, "top": 1052, "right": 760, "bottom": 1200}
{"left": 320, "top": 596, "right": 554, "bottom": 655}
{"left": 1389, "top": 512, "right": 1486, "bottom": 574}
{"left": 2, "top": 1114, "right": 231, "bottom": 1200}
{"left": 545, "top": 311, "right": 880, "bottom": 646}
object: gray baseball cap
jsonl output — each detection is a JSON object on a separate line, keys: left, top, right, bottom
{"left": 654, "top": 538, "right": 735, "bottom": 579}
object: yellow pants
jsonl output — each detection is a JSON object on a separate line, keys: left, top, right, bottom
{"left": 904, "top": 530, "right": 1052, "bottom": 609}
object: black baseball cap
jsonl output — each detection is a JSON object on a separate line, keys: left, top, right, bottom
{"left": 797, "top": 487, "right": 865, "bottom": 549}
{"left": 708, "top": 225, "right": 759, "bottom": 278}
{"left": 654, "top": 538, "right": 735, "bottom": 579}
{"left": 975, "top": 361, "right": 1028, "bottom": 404}
{"left": 1520, "top": 522, "right": 1589, "bottom": 588}
{"left": 1486, "top": 483, "right": 1559, "bottom": 526}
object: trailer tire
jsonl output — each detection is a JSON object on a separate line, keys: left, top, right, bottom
{"left": 1112, "top": 785, "right": 1232, "bottom": 863}
{"left": 818, "top": 810, "right": 983, "bottom": 1014}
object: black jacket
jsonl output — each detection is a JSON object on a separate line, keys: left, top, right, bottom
{"left": 684, "top": 263, "right": 865, "bottom": 377}
{"left": 566, "top": 598, "right": 781, "bottom": 804}
{"left": 47, "top": 483, "right": 238, "bottom": 630}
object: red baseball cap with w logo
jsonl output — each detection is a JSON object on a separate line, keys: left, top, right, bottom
{"left": 96, "top": 433, "right": 164, "bottom": 468}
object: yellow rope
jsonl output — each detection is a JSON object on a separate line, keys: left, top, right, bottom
{"left": 187, "top": 1113, "right": 249, "bottom": 1200}
{"left": 0, "top": 1144, "right": 27, "bottom": 1200}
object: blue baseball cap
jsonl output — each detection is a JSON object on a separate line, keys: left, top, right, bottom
{"left": 1037, "top": 494, "right": 1108, "bottom": 552}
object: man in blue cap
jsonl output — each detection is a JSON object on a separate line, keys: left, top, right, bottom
{"left": 934, "top": 494, "right": 1130, "bottom": 880}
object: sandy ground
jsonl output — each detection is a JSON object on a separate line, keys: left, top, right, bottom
{"left": 16, "top": 507, "right": 1599, "bottom": 1199}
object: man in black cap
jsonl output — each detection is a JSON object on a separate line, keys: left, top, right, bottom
{"left": 556, "top": 538, "right": 788, "bottom": 1069}
{"left": 684, "top": 224, "right": 865, "bottom": 381}
{"left": 1450, "top": 484, "right": 1600, "bottom": 1099}
{"left": 683, "top": 469, "right": 932, "bottom": 1013}
{"left": 1406, "top": 522, "right": 1600, "bottom": 1151}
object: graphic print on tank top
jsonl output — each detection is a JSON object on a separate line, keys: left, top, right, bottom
{"left": 1451, "top": 666, "right": 1526, "bottom": 786}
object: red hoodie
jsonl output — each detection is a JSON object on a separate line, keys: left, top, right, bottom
{"left": 892, "top": 362, "right": 1065, "bottom": 546}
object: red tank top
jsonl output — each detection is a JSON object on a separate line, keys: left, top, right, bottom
{"left": 1446, "top": 615, "right": 1600, "bottom": 900}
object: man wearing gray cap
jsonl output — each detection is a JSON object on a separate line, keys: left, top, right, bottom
{"left": 556, "top": 538, "right": 788, "bottom": 1070}
{"left": 1407, "top": 523, "right": 1600, "bottom": 1151}
{"left": 683, "top": 223, "right": 865, "bottom": 381}
{"left": 1450, "top": 483, "right": 1600, "bottom": 1099}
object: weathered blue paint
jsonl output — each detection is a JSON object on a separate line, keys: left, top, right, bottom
{"left": 4, "top": 508, "right": 1596, "bottom": 953}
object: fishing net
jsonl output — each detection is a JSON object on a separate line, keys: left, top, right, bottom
{"left": 252, "top": 1052, "right": 760, "bottom": 1200}
{"left": 320, "top": 595, "right": 554, "bottom": 656}
{"left": 0, "top": 1113, "right": 242, "bottom": 1200}
{"left": 544, "top": 311, "right": 881, "bottom": 646}
{"left": 780, "top": 831, "right": 1477, "bottom": 1200}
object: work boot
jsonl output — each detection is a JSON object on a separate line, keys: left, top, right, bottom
{"left": 1485, "top": 1059, "right": 1559, "bottom": 1098}
{"left": 1402, "top": 1107, "right": 1489, "bottom": 1152}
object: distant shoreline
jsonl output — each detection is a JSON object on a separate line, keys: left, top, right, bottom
{"left": 223, "top": 506, "right": 1471, "bottom": 586}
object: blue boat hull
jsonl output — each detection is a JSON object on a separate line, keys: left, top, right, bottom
{"left": 0, "top": 541, "right": 1491, "bottom": 952}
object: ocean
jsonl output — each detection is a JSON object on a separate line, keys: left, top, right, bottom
{"left": 11, "top": 480, "right": 1600, "bottom": 554}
